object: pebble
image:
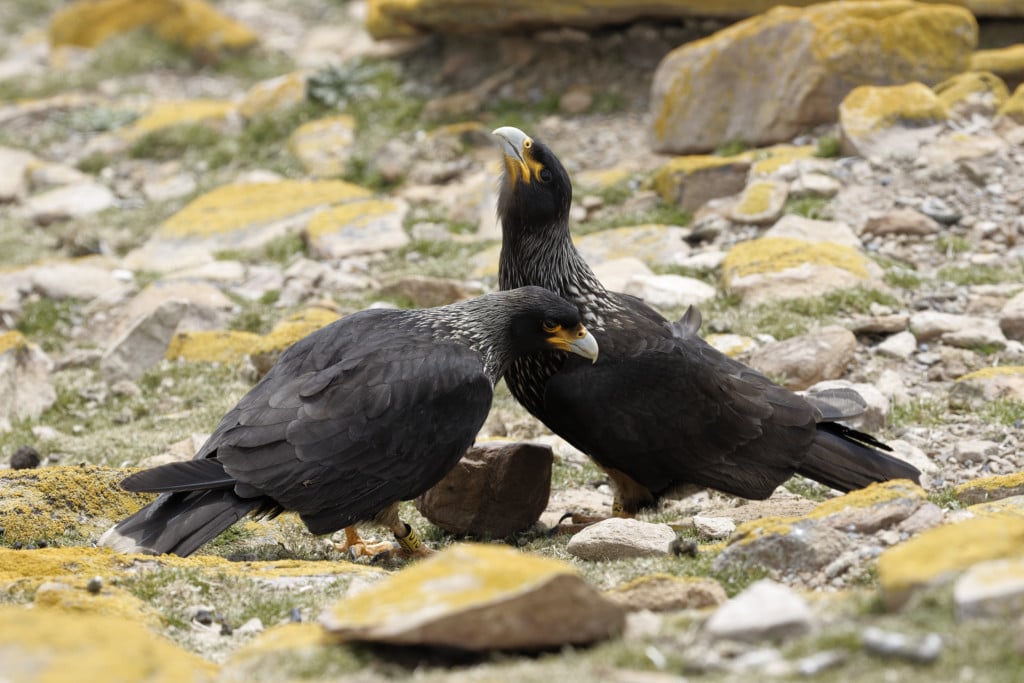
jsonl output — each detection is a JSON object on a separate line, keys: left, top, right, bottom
{"left": 919, "top": 196, "right": 961, "bottom": 225}
{"left": 567, "top": 518, "right": 679, "bottom": 561}
{"left": 86, "top": 576, "right": 103, "bottom": 594}
{"left": 705, "top": 579, "right": 813, "bottom": 642}
{"left": 9, "top": 445, "right": 41, "bottom": 470}
{"left": 861, "top": 626, "right": 943, "bottom": 663}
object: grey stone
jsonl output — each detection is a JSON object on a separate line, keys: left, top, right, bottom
{"left": 861, "top": 627, "right": 943, "bottom": 663}
{"left": 954, "top": 557, "right": 1024, "bottom": 620}
{"left": 910, "top": 311, "right": 989, "bottom": 343}
{"left": 143, "top": 172, "right": 198, "bottom": 202}
{"left": 876, "top": 331, "right": 918, "bottom": 359}
{"left": 748, "top": 325, "right": 857, "bottom": 391}
{"left": 29, "top": 262, "right": 130, "bottom": 302}
{"left": 415, "top": 441, "right": 553, "bottom": 537}
{"left": 789, "top": 173, "right": 840, "bottom": 198}
{"left": 0, "top": 147, "right": 36, "bottom": 202}
{"left": 999, "top": 289, "right": 1024, "bottom": 341}
{"left": 952, "top": 439, "right": 1000, "bottom": 464}
{"left": 378, "top": 275, "right": 479, "bottom": 308}
{"left": 592, "top": 258, "right": 654, "bottom": 293}
{"left": 705, "top": 579, "right": 813, "bottom": 642}
{"left": 765, "top": 214, "right": 861, "bottom": 249}
{"left": 622, "top": 273, "right": 717, "bottom": 309}
{"left": 713, "top": 521, "right": 847, "bottom": 574}
{"left": 605, "top": 574, "right": 727, "bottom": 612}
{"left": 567, "top": 518, "right": 678, "bottom": 561}
{"left": 100, "top": 300, "right": 189, "bottom": 382}
{"left": 0, "top": 336, "right": 55, "bottom": 433}
{"left": 305, "top": 198, "right": 409, "bottom": 259}
{"left": 27, "top": 162, "right": 89, "bottom": 192}
{"left": 576, "top": 224, "right": 691, "bottom": 268}
{"left": 23, "top": 181, "right": 116, "bottom": 225}
{"left": 862, "top": 208, "right": 942, "bottom": 236}
{"left": 729, "top": 180, "right": 788, "bottom": 225}
{"left": 693, "top": 515, "right": 736, "bottom": 540}
{"left": 117, "top": 279, "right": 236, "bottom": 337}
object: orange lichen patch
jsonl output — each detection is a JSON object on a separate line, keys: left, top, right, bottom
{"left": 722, "top": 237, "right": 871, "bottom": 283}
{"left": 0, "top": 605, "right": 218, "bottom": 683}
{"left": 49, "top": 0, "right": 257, "bottom": 52}
{"left": 0, "top": 466, "right": 152, "bottom": 545}
{"left": 160, "top": 180, "right": 371, "bottom": 239}
{"left": 877, "top": 515, "right": 1024, "bottom": 608}
{"left": 121, "top": 99, "right": 237, "bottom": 140}
{"left": 165, "top": 329, "right": 262, "bottom": 364}
{"left": 955, "top": 472, "right": 1024, "bottom": 505}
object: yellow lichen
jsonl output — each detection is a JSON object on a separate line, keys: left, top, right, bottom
{"left": 733, "top": 180, "right": 779, "bottom": 216}
{"left": 877, "top": 515, "right": 1024, "bottom": 608}
{"left": 49, "top": 0, "right": 257, "bottom": 52}
{"left": 0, "top": 466, "right": 152, "bottom": 545}
{"left": 966, "top": 497, "right": 1024, "bottom": 520}
{"left": 165, "top": 329, "right": 262, "bottom": 364}
{"left": 652, "top": 154, "right": 751, "bottom": 204}
{"left": 576, "top": 166, "right": 634, "bottom": 191}
{"left": 0, "top": 606, "right": 218, "bottom": 683}
{"left": 34, "top": 581, "right": 161, "bottom": 626}
{"left": 121, "top": 99, "right": 237, "bottom": 140}
{"left": 934, "top": 71, "right": 1010, "bottom": 110}
{"left": 324, "top": 543, "right": 579, "bottom": 629}
{"left": 970, "top": 44, "right": 1024, "bottom": 77}
{"left": 956, "top": 365, "right": 1024, "bottom": 382}
{"left": 160, "top": 180, "right": 371, "bottom": 239}
{"left": 997, "top": 83, "right": 1024, "bottom": 122}
{"left": 839, "top": 83, "right": 949, "bottom": 141}
{"left": 955, "top": 472, "right": 1024, "bottom": 505}
{"left": 0, "top": 330, "right": 28, "bottom": 355}
{"left": 252, "top": 307, "right": 340, "bottom": 356}
{"left": 288, "top": 115, "right": 357, "bottom": 178}
{"left": 722, "top": 236, "right": 870, "bottom": 283}
{"left": 305, "top": 198, "right": 403, "bottom": 239}
{"left": 750, "top": 145, "right": 816, "bottom": 175}
{"left": 238, "top": 71, "right": 308, "bottom": 119}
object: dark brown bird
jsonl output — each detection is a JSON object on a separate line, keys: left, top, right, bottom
{"left": 99, "top": 286, "right": 598, "bottom": 558}
{"left": 492, "top": 125, "right": 920, "bottom": 516}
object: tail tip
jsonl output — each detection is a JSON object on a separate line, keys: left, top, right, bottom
{"left": 97, "top": 525, "right": 155, "bottom": 555}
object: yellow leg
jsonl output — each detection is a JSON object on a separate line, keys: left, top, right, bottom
{"left": 333, "top": 526, "right": 398, "bottom": 561}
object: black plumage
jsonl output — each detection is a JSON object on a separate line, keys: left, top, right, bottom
{"left": 492, "top": 126, "right": 920, "bottom": 514}
{"left": 99, "top": 286, "right": 598, "bottom": 557}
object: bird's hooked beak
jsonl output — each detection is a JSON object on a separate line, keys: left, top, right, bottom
{"left": 493, "top": 125, "right": 539, "bottom": 186}
{"left": 547, "top": 323, "right": 599, "bottom": 363}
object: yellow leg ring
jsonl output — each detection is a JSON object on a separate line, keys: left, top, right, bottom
{"left": 395, "top": 526, "right": 424, "bottom": 554}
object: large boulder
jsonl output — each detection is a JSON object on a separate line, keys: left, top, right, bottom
{"left": 650, "top": 0, "right": 976, "bottom": 153}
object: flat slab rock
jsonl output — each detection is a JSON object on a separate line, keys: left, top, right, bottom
{"left": 319, "top": 544, "right": 624, "bottom": 650}
{"left": 567, "top": 517, "right": 678, "bottom": 561}
{"left": 705, "top": 579, "right": 813, "bottom": 642}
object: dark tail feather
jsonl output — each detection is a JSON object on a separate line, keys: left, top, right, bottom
{"left": 98, "top": 489, "right": 261, "bottom": 556}
{"left": 797, "top": 422, "right": 921, "bottom": 493}
{"left": 121, "top": 458, "right": 237, "bottom": 493}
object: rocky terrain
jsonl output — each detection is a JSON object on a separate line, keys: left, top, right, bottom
{"left": 1, "top": 0, "right": 1024, "bottom": 681}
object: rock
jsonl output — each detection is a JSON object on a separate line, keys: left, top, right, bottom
{"left": 0, "top": 331, "right": 56, "bottom": 433}
{"left": 118, "top": 279, "right": 236, "bottom": 337}
{"left": 861, "top": 627, "right": 943, "bottom": 663}
{"left": 876, "top": 331, "right": 918, "bottom": 360}
{"left": 119, "top": 100, "right": 239, "bottom": 141}
{"left": 805, "top": 379, "right": 890, "bottom": 433}
{"left": 1000, "top": 289, "right": 1024, "bottom": 341}
{"left": 100, "top": 299, "right": 189, "bottom": 382}
{"left": 142, "top": 170, "right": 197, "bottom": 203}
{"left": 0, "top": 605, "right": 216, "bottom": 682}
{"left": 23, "top": 181, "right": 116, "bottom": 225}
{"left": 878, "top": 515, "right": 1024, "bottom": 608}
{"left": 415, "top": 441, "right": 553, "bottom": 537}
{"left": 378, "top": 275, "right": 478, "bottom": 308}
{"left": 304, "top": 198, "right": 409, "bottom": 259}
{"left": 789, "top": 172, "right": 840, "bottom": 199}
{"left": 919, "top": 196, "right": 961, "bottom": 225}
{"left": 320, "top": 543, "right": 625, "bottom": 649}
{"left": 239, "top": 72, "right": 308, "bottom": 119}
{"left": 559, "top": 85, "right": 593, "bottom": 114}
{"left": 910, "top": 311, "right": 1005, "bottom": 347}
{"left": 716, "top": 481, "right": 927, "bottom": 575}
{"left": 728, "top": 180, "right": 788, "bottom": 225}
{"left": 10, "top": 445, "right": 42, "bottom": 469}
{"left": 0, "top": 146, "right": 36, "bottom": 202}
{"left": 124, "top": 180, "right": 372, "bottom": 272}
{"left": 952, "top": 439, "right": 1000, "bottom": 464}
{"left": 652, "top": 154, "right": 751, "bottom": 211}
{"left": 705, "top": 579, "right": 813, "bottom": 642}
{"left": 650, "top": 2, "right": 975, "bottom": 153}
{"left": 622, "top": 273, "right": 717, "bottom": 310}
{"left": 965, "top": 496, "right": 1024, "bottom": 521}
{"left": 165, "top": 330, "right": 262, "bottom": 364}
{"left": 576, "top": 224, "right": 691, "bottom": 268}
{"left": 722, "top": 237, "right": 883, "bottom": 306}
{"left": 693, "top": 515, "right": 736, "bottom": 540}
{"left": 27, "top": 162, "right": 89, "bottom": 192}
{"left": 567, "top": 517, "right": 679, "bottom": 561}
{"left": 862, "top": 208, "right": 942, "bottom": 237}
{"left": 28, "top": 261, "right": 129, "bottom": 302}
{"left": 706, "top": 333, "right": 757, "bottom": 357}
{"left": 955, "top": 472, "right": 1024, "bottom": 505}
{"left": 49, "top": 0, "right": 258, "bottom": 52}
{"left": 953, "top": 366, "right": 1024, "bottom": 402}
{"left": 747, "top": 325, "right": 856, "bottom": 391}
{"left": 765, "top": 214, "right": 861, "bottom": 249}
{"left": 0, "top": 465, "right": 150, "bottom": 544}
{"left": 935, "top": 71, "right": 1010, "bottom": 120}
{"left": 838, "top": 83, "right": 948, "bottom": 160}
{"left": 584, "top": 258, "right": 650, "bottom": 293}
{"left": 605, "top": 574, "right": 726, "bottom": 612}
{"left": 288, "top": 114, "right": 357, "bottom": 178}
{"left": 955, "top": 557, "right": 1024, "bottom": 620}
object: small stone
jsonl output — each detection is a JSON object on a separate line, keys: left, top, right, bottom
{"left": 100, "top": 300, "right": 189, "bottom": 382}
{"left": 729, "top": 180, "right": 788, "bottom": 225}
{"left": 567, "top": 518, "right": 678, "bottom": 561}
{"left": 862, "top": 627, "right": 943, "bottom": 663}
{"left": 875, "top": 331, "right": 918, "bottom": 359}
{"left": 0, "top": 332, "right": 56, "bottom": 432}
{"left": 592, "top": 258, "right": 654, "bottom": 293}
{"left": 692, "top": 515, "right": 736, "bottom": 540}
{"left": 765, "top": 214, "right": 861, "bottom": 249}
{"left": 862, "top": 208, "right": 941, "bottom": 236}
{"left": 952, "top": 439, "right": 1000, "bottom": 464}
{"left": 86, "top": 576, "right": 103, "bottom": 594}
{"left": 288, "top": 114, "right": 357, "bottom": 178}
{"left": 955, "top": 557, "right": 1024, "bottom": 620}
{"left": 10, "top": 445, "right": 41, "bottom": 470}
{"left": 789, "top": 173, "right": 840, "bottom": 199}
{"left": 705, "top": 579, "right": 813, "bottom": 642}
{"left": 605, "top": 574, "right": 726, "bottom": 612}
{"left": 193, "top": 608, "right": 215, "bottom": 626}
{"left": 919, "top": 196, "right": 961, "bottom": 225}
{"left": 559, "top": 86, "right": 593, "bottom": 114}
{"left": 415, "top": 441, "right": 553, "bottom": 538}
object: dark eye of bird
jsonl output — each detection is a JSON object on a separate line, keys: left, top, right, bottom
{"left": 542, "top": 319, "right": 559, "bottom": 333}
{"left": 539, "top": 168, "right": 553, "bottom": 183}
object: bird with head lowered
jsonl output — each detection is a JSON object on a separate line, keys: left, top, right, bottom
{"left": 492, "top": 125, "right": 920, "bottom": 519}
{"left": 100, "top": 286, "right": 598, "bottom": 559}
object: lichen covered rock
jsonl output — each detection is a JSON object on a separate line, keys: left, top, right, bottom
{"left": 250, "top": 306, "right": 341, "bottom": 375}
{"left": 304, "top": 198, "right": 410, "bottom": 259}
{"left": 934, "top": 71, "right": 1010, "bottom": 119}
{"left": 166, "top": 329, "right": 263, "bottom": 364}
{"left": 651, "top": 1, "right": 975, "bottom": 153}
{"left": 0, "top": 331, "right": 56, "bottom": 433}
{"left": 121, "top": 99, "right": 239, "bottom": 141}
{"left": 320, "top": 543, "right": 625, "bottom": 650}
{"left": 288, "top": 114, "right": 357, "bottom": 178}
{"left": 838, "top": 82, "right": 948, "bottom": 158}
{"left": 955, "top": 472, "right": 1024, "bottom": 506}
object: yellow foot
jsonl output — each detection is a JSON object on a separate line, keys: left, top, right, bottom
{"left": 334, "top": 527, "right": 399, "bottom": 562}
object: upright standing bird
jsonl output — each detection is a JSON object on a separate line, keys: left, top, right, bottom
{"left": 99, "top": 286, "right": 598, "bottom": 558}
{"left": 492, "top": 126, "right": 920, "bottom": 516}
